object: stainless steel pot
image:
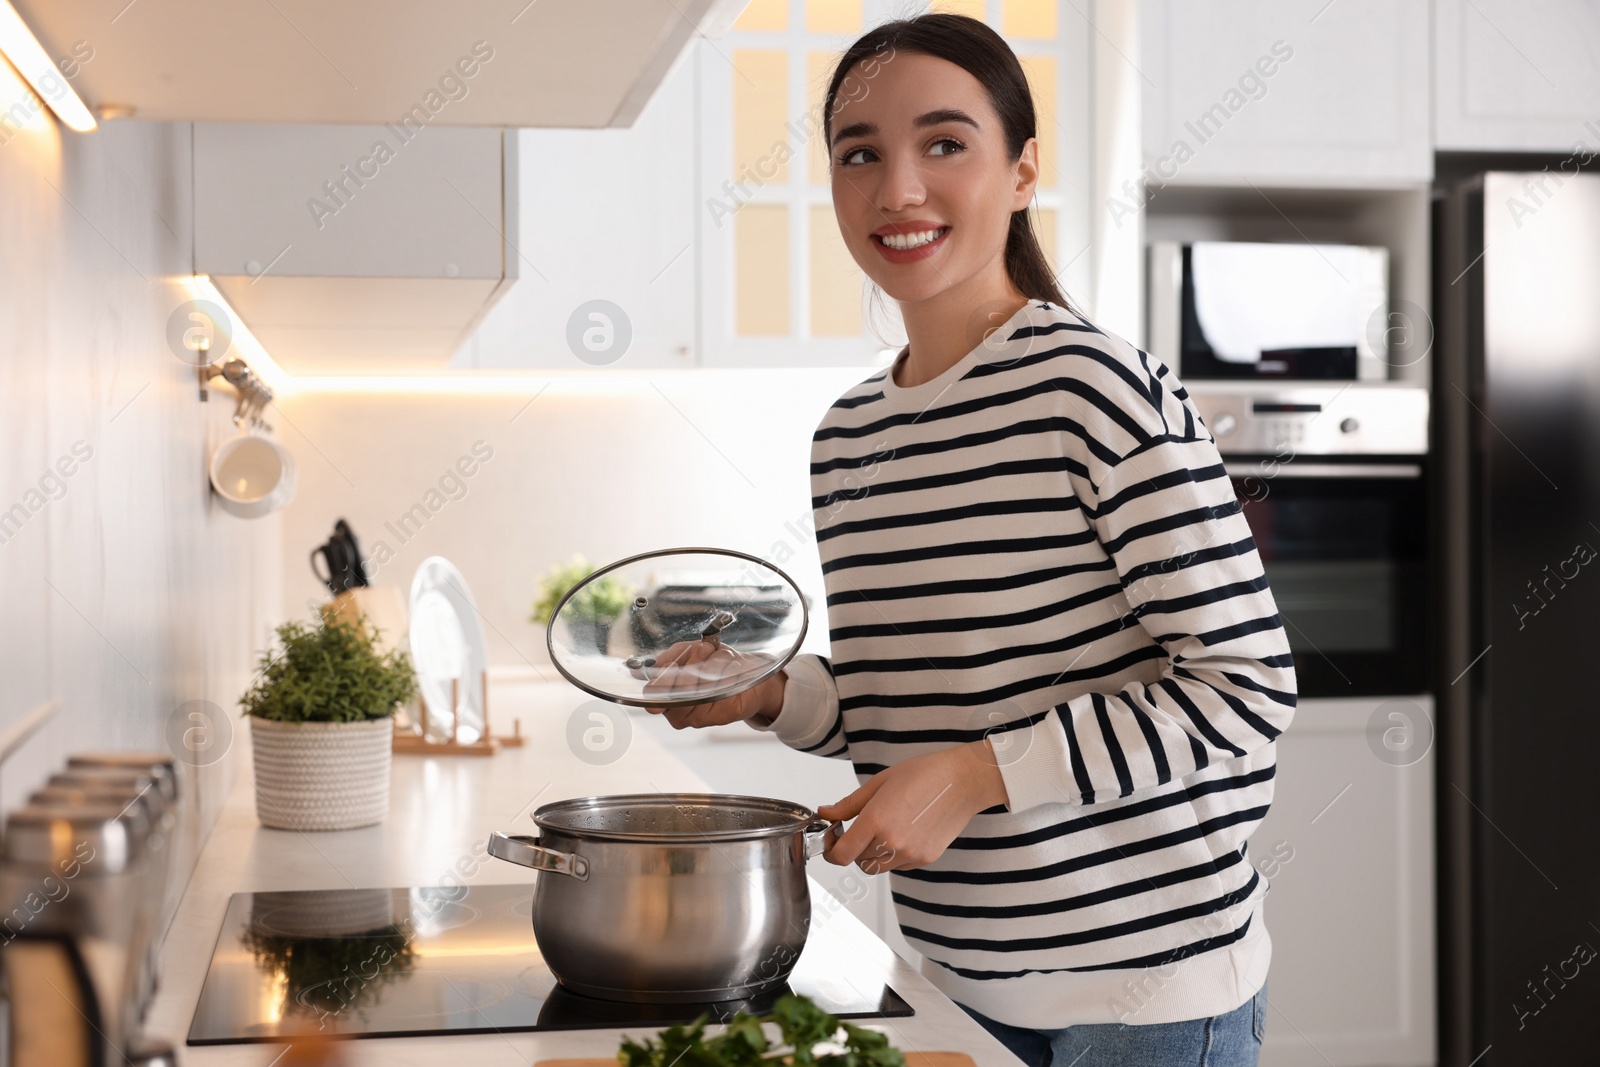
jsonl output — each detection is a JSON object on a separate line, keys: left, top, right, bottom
{"left": 488, "top": 792, "right": 837, "bottom": 1003}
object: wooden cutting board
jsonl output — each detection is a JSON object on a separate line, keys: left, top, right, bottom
{"left": 536, "top": 1055, "right": 976, "bottom": 1067}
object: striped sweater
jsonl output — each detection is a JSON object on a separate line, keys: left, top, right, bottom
{"left": 748, "top": 298, "right": 1296, "bottom": 1028}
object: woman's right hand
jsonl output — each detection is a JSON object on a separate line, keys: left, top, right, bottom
{"left": 633, "top": 639, "right": 786, "bottom": 729}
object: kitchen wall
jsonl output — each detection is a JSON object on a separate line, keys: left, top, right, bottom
{"left": 0, "top": 60, "right": 281, "bottom": 907}
{"left": 275, "top": 371, "right": 918, "bottom": 959}
{"left": 276, "top": 369, "right": 878, "bottom": 671}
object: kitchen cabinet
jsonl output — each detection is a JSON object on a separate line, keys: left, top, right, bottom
{"left": 1434, "top": 0, "right": 1600, "bottom": 151}
{"left": 1252, "top": 696, "right": 1436, "bottom": 1067}
{"left": 194, "top": 123, "right": 517, "bottom": 373}
{"left": 16, "top": 0, "right": 747, "bottom": 129}
{"left": 1140, "top": 0, "right": 1431, "bottom": 187}
{"left": 453, "top": 53, "right": 698, "bottom": 371}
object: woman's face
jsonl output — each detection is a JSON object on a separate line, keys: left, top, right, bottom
{"left": 827, "top": 50, "right": 1039, "bottom": 307}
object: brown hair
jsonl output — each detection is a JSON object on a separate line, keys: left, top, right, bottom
{"left": 821, "top": 12, "right": 1081, "bottom": 319}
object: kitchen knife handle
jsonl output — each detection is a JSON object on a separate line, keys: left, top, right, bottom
{"left": 309, "top": 546, "right": 338, "bottom": 593}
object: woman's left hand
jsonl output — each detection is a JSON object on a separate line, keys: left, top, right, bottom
{"left": 817, "top": 740, "right": 1009, "bottom": 874}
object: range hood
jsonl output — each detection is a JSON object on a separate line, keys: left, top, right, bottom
{"left": 15, "top": 0, "right": 748, "bottom": 128}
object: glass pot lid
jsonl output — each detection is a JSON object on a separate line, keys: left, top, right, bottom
{"left": 545, "top": 547, "right": 808, "bottom": 708}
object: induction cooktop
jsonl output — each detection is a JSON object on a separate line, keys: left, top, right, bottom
{"left": 187, "top": 883, "right": 914, "bottom": 1044}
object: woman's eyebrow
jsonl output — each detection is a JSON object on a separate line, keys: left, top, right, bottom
{"left": 830, "top": 108, "right": 981, "bottom": 147}
{"left": 832, "top": 121, "right": 875, "bottom": 147}
{"left": 915, "top": 108, "right": 981, "bottom": 132}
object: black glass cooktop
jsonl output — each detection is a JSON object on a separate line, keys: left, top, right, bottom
{"left": 188, "top": 883, "right": 914, "bottom": 1045}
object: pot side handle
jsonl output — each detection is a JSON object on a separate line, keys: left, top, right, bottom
{"left": 803, "top": 817, "right": 843, "bottom": 860}
{"left": 487, "top": 831, "right": 590, "bottom": 881}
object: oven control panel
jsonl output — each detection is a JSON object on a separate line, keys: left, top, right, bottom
{"left": 1185, "top": 382, "right": 1428, "bottom": 456}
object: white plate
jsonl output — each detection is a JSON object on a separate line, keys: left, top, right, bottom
{"left": 408, "top": 557, "right": 489, "bottom": 744}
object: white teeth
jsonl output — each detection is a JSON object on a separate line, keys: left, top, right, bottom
{"left": 880, "top": 227, "right": 947, "bottom": 250}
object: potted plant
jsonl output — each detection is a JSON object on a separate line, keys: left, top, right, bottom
{"left": 531, "top": 555, "right": 633, "bottom": 656}
{"left": 241, "top": 613, "right": 418, "bottom": 831}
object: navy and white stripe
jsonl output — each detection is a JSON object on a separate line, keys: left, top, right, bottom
{"left": 752, "top": 299, "right": 1295, "bottom": 1028}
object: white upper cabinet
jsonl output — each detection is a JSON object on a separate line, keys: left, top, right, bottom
{"left": 16, "top": 0, "right": 747, "bottom": 129}
{"left": 1434, "top": 0, "right": 1600, "bottom": 151}
{"left": 452, "top": 55, "right": 698, "bottom": 371}
{"left": 195, "top": 124, "right": 517, "bottom": 374}
{"left": 1140, "top": 0, "right": 1431, "bottom": 187}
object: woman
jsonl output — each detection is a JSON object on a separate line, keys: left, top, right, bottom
{"left": 643, "top": 13, "right": 1295, "bottom": 1067}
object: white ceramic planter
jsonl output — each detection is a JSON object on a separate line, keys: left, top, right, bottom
{"left": 250, "top": 717, "right": 392, "bottom": 831}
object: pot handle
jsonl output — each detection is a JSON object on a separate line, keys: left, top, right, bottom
{"left": 488, "top": 831, "right": 590, "bottom": 881}
{"left": 803, "top": 817, "right": 843, "bottom": 860}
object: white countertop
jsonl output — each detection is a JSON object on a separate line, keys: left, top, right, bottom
{"left": 144, "top": 681, "right": 1026, "bottom": 1066}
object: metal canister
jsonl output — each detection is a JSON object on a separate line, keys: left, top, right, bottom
{"left": 46, "top": 767, "right": 173, "bottom": 1013}
{"left": 0, "top": 803, "right": 150, "bottom": 1067}
{"left": 33, "top": 781, "right": 165, "bottom": 1017}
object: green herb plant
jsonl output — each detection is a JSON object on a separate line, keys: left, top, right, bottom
{"left": 617, "top": 993, "right": 906, "bottom": 1067}
{"left": 530, "top": 555, "right": 634, "bottom": 625}
{"left": 241, "top": 614, "right": 418, "bottom": 723}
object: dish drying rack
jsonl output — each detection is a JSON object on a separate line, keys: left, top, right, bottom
{"left": 391, "top": 672, "right": 525, "bottom": 757}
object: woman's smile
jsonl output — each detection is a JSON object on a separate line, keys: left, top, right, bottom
{"left": 824, "top": 47, "right": 1041, "bottom": 361}
{"left": 871, "top": 224, "right": 952, "bottom": 263}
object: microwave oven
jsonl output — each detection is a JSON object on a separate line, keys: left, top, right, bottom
{"left": 1147, "top": 240, "right": 1390, "bottom": 381}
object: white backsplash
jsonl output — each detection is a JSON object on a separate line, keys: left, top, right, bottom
{"left": 277, "top": 369, "right": 873, "bottom": 672}
{"left": 0, "top": 80, "right": 281, "bottom": 900}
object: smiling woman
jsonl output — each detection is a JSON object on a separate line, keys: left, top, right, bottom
{"left": 658, "top": 13, "right": 1293, "bottom": 1067}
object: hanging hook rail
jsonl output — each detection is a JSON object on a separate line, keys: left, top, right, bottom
{"left": 198, "top": 357, "right": 274, "bottom": 433}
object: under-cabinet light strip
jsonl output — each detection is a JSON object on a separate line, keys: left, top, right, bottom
{"left": 189, "top": 276, "right": 884, "bottom": 397}
{"left": 0, "top": 1, "right": 95, "bottom": 132}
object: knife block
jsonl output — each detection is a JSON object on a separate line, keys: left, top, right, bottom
{"left": 322, "top": 586, "right": 409, "bottom": 655}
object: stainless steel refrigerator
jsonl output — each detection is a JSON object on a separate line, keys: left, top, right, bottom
{"left": 1436, "top": 170, "right": 1600, "bottom": 1065}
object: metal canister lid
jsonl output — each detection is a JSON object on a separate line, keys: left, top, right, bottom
{"left": 3, "top": 803, "right": 142, "bottom": 873}
{"left": 67, "top": 752, "right": 178, "bottom": 804}
{"left": 31, "top": 785, "right": 162, "bottom": 838}
{"left": 48, "top": 769, "right": 166, "bottom": 822}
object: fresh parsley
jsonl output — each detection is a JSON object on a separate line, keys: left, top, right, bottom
{"left": 617, "top": 993, "right": 906, "bottom": 1067}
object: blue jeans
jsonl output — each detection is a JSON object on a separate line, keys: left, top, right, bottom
{"left": 957, "top": 981, "right": 1266, "bottom": 1067}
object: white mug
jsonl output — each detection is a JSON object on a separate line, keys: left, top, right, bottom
{"left": 209, "top": 433, "right": 296, "bottom": 518}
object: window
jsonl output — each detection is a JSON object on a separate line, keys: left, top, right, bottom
{"left": 696, "top": 0, "right": 1091, "bottom": 367}
{"left": 457, "top": 0, "right": 1091, "bottom": 370}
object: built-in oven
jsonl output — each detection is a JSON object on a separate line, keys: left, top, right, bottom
{"left": 1187, "top": 383, "right": 1430, "bottom": 699}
